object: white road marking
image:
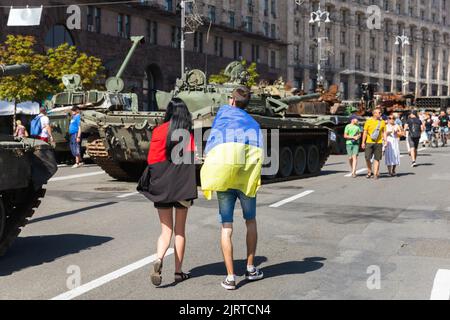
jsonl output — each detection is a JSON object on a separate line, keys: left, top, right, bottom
{"left": 430, "top": 269, "right": 450, "bottom": 300}
{"left": 51, "top": 249, "right": 174, "bottom": 300}
{"left": 49, "top": 171, "right": 105, "bottom": 182}
{"left": 57, "top": 164, "right": 68, "bottom": 168}
{"left": 116, "top": 192, "right": 139, "bottom": 198}
{"left": 344, "top": 168, "right": 368, "bottom": 177}
{"left": 269, "top": 190, "right": 314, "bottom": 208}
{"left": 418, "top": 148, "right": 427, "bottom": 152}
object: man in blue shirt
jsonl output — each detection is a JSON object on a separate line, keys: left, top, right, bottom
{"left": 69, "top": 106, "right": 82, "bottom": 168}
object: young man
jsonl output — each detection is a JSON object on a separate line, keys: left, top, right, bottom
{"left": 69, "top": 106, "right": 83, "bottom": 168}
{"left": 404, "top": 110, "right": 424, "bottom": 167}
{"left": 343, "top": 115, "right": 361, "bottom": 177}
{"left": 201, "top": 86, "right": 264, "bottom": 290}
{"left": 438, "top": 110, "right": 450, "bottom": 146}
{"left": 31, "top": 107, "right": 53, "bottom": 143}
{"left": 361, "top": 107, "right": 387, "bottom": 179}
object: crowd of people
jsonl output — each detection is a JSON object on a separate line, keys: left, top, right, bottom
{"left": 344, "top": 107, "right": 450, "bottom": 178}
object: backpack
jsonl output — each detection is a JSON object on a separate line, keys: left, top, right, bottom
{"left": 409, "top": 120, "right": 421, "bottom": 138}
{"left": 30, "top": 115, "right": 43, "bottom": 137}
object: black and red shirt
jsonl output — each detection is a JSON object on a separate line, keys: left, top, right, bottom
{"left": 140, "top": 122, "right": 197, "bottom": 203}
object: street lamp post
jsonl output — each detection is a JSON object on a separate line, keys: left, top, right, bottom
{"left": 395, "top": 31, "right": 410, "bottom": 94}
{"left": 309, "top": 4, "right": 331, "bottom": 89}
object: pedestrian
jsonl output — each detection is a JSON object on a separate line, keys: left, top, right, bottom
{"left": 343, "top": 115, "right": 361, "bottom": 178}
{"left": 424, "top": 113, "right": 433, "bottom": 147}
{"left": 438, "top": 109, "right": 450, "bottom": 146}
{"left": 201, "top": 86, "right": 264, "bottom": 290}
{"left": 404, "top": 110, "right": 424, "bottom": 167}
{"left": 69, "top": 106, "right": 83, "bottom": 168}
{"left": 385, "top": 115, "right": 402, "bottom": 176}
{"left": 14, "top": 120, "right": 28, "bottom": 138}
{"left": 30, "top": 107, "right": 53, "bottom": 143}
{"left": 361, "top": 107, "right": 387, "bottom": 180}
{"left": 137, "top": 98, "right": 197, "bottom": 287}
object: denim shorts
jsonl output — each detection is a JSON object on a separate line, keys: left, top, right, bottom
{"left": 70, "top": 133, "right": 80, "bottom": 157}
{"left": 217, "top": 189, "right": 256, "bottom": 224}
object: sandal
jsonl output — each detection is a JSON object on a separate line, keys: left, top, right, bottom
{"left": 150, "top": 258, "right": 163, "bottom": 286}
{"left": 174, "top": 272, "right": 191, "bottom": 283}
{"left": 366, "top": 173, "right": 373, "bottom": 179}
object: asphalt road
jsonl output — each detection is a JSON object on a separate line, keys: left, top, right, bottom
{"left": 1, "top": 141, "right": 449, "bottom": 300}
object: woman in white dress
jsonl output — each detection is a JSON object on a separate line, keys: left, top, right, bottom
{"left": 385, "top": 115, "right": 402, "bottom": 176}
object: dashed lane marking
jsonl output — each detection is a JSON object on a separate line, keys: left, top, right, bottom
{"left": 430, "top": 269, "right": 450, "bottom": 300}
{"left": 49, "top": 171, "right": 105, "bottom": 182}
{"left": 51, "top": 249, "right": 174, "bottom": 300}
{"left": 269, "top": 190, "right": 315, "bottom": 208}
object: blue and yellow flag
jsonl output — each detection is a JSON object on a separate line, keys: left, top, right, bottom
{"left": 201, "top": 105, "right": 264, "bottom": 200}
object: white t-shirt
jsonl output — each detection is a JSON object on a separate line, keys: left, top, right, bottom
{"left": 39, "top": 115, "right": 50, "bottom": 138}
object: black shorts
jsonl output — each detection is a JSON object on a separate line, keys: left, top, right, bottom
{"left": 408, "top": 136, "right": 420, "bottom": 149}
{"left": 154, "top": 201, "right": 193, "bottom": 209}
{"left": 365, "top": 143, "right": 383, "bottom": 161}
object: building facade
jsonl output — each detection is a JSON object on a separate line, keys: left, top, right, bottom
{"left": 289, "top": 0, "right": 450, "bottom": 99}
{"left": 1, "top": 0, "right": 449, "bottom": 106}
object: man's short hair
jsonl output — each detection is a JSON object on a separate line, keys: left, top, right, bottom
{"left": 232, "top": 86, "right": 251, "bottom": 109}
{"left": 71, "top": 106, "right": 80, "bottom": 112}
{"left": 373, "top": 107, "right": 382, "bottom": 114}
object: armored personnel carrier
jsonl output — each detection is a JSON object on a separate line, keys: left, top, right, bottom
{"left": 0, "top": 64, "right": 57, "bottom": 256}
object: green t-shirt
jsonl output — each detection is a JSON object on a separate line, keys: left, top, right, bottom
{"left": 344, "top": 124, "right": 361, "bottom": 145}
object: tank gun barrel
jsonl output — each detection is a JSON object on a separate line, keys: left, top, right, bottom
{"left": 116, "top": 36, "right": 145, "bottom": 79}
{"left": 279, "top": 93, "right": 320, "bottom": 104}
{"left": 0, "top": 64, "right": 31, "bottom": 77}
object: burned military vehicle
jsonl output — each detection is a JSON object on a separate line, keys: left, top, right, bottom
{"left": 0, "top": 64, "right": 57, "bottom": 256}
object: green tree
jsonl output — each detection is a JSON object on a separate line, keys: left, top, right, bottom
{"left": 209, "top": 60, "right": 259, "bottom": 87}
{"left": 0, "top": 34, "right": 104, "bottom": 103}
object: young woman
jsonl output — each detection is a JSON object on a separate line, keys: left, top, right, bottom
{"left": 385, "top": 115, "right": 402, "bottom": 176}
{"left": 139, "top": 98, "right": 197, "bottom": 286}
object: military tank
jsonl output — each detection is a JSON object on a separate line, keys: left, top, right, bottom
{"left": 0, "top": 64, "right": 58, "bottom": 256}
{"left": 158, "top": 62, "right": 334, "bottom": 180}
{"left": 47, "top": 37, "right": 142, "bottom": 163}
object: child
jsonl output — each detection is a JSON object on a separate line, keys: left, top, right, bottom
{"left": 14, "top": 120, "right": 29, "bottom": 138}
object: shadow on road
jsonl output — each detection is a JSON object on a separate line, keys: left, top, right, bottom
{"left": 29, "top": 202, "right": 117, "bottom": 224}
{"left": 0, "top": 234, "right": 113, "bottom": 276}
{"left": 154, "top": 256, "right": 325, "bottom": 289}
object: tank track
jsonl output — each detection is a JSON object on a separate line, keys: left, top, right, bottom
{"left": 86, "top": 139, "right": 137, "bottom": 182}
{"left": 0, "top": 188, "right": 45, "bottom": 257}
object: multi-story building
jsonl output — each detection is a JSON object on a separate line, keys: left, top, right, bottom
{"left": 1, "top": 0, "right": 449, "bottom": 105}
{"left": 0, "top": 0, "right": 289, "bottom": 110}
{"left": 289, "top": 0, "right": 450, "bottom": 99}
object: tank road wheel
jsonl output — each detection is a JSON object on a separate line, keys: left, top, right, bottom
{"left": 278, "top": 147, "right": 294, "bottom": 178}
{"left": 293, "top": 146, "right": 307, "bottom": 176}
{"left": 306, "top": 145, "right": 321, "bottom": 174}
{"left": 0, "top": 198, "right": 5, "bottom": 243}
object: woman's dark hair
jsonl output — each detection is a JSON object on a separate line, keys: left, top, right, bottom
{"left": 164, "top": 98, "right": 192, "bottom": 161}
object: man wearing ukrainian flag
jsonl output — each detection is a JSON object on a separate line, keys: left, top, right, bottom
{"left": 201, "top": 86, "right": 264, "bottom": 290}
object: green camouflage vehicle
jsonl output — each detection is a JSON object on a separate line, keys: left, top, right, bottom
{"left": 0, "top": 64, "right": 57, "bottom": 256}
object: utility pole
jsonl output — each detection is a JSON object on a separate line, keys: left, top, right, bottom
{"left": 309, "top": 4, "right": 331, "bottom": 89}
{"left": 395, "top": 31, "right": 410, "bottom": 94}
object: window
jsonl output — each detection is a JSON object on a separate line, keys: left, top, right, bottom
{"left": 251, "top": 44, "right": 260, "bottom": 62}
{"left": 370, "top": 36, "right": 376, "bottom": 50}
{"left": 214, "top": 36, "right": 223, "bottom": 57}
{"left": 245, "top": 16, "right": 253, "bottom": 33}
{"left": 341, "top": 31, "right": 346, "bottom": 45}
{"left": 208, "top": 5, "right": 216, "bottom": 23}
{"left": 146, "top": 20, "right": 158, "bottom": 45}
{"left": 229, "top": 11, "right": 235, "bottom": 28}
{"left": 270, "top": 50, "right": 276, "bottom": 68}
{"left": 247, "top": 0, "right": 253, "bottom": 13}
{"left": 271, "top": 24, "right": 276, "bottom": 39}
{"left": 44, "top": 24, "right": 74, "bottom": 48}
{"left": 118, "top": 14, "right": 124, "bottom": 37}
{"left": 271, "top": 0, "right": 277, "bottom": 18}
{"left": 263, "top": 22, "right": 269, "bottom": 37}
{"left": 356, "top": 54, "right": 361, "bottom": 69}
{"left": 95, "top": 8, "right": 101, "bottom": 33}
{"left": 171, "top": 26, "right": 181, "bottom": 48}
{"left": 384, "top": 58, "right": 389, "bottom": 74}
{"left": 340, "top": 52, "right": 346, "bottom": 68}
{"left": 370, "top": 57, "right": 376, "bottom": 72}
{"left": 165, "top": 0, "right": 173, "bottom": 11}
{"left": 233, "top": 40, "right": 242, "bottom": 59}
{"left": 193, "top": 32, "right": 203, "bottom": 53}
{"left": 125, "top": 15, "right": 131, "bottom": 38}
{"left": 264, "top": 0, "right": 269, "bottom": 16}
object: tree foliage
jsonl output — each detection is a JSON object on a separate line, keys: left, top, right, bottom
{"left": 209, "top": 60, "right": 259, "bottom": 87}
{"left": 0, "top": 35, "right": 104, "bottom": 103}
